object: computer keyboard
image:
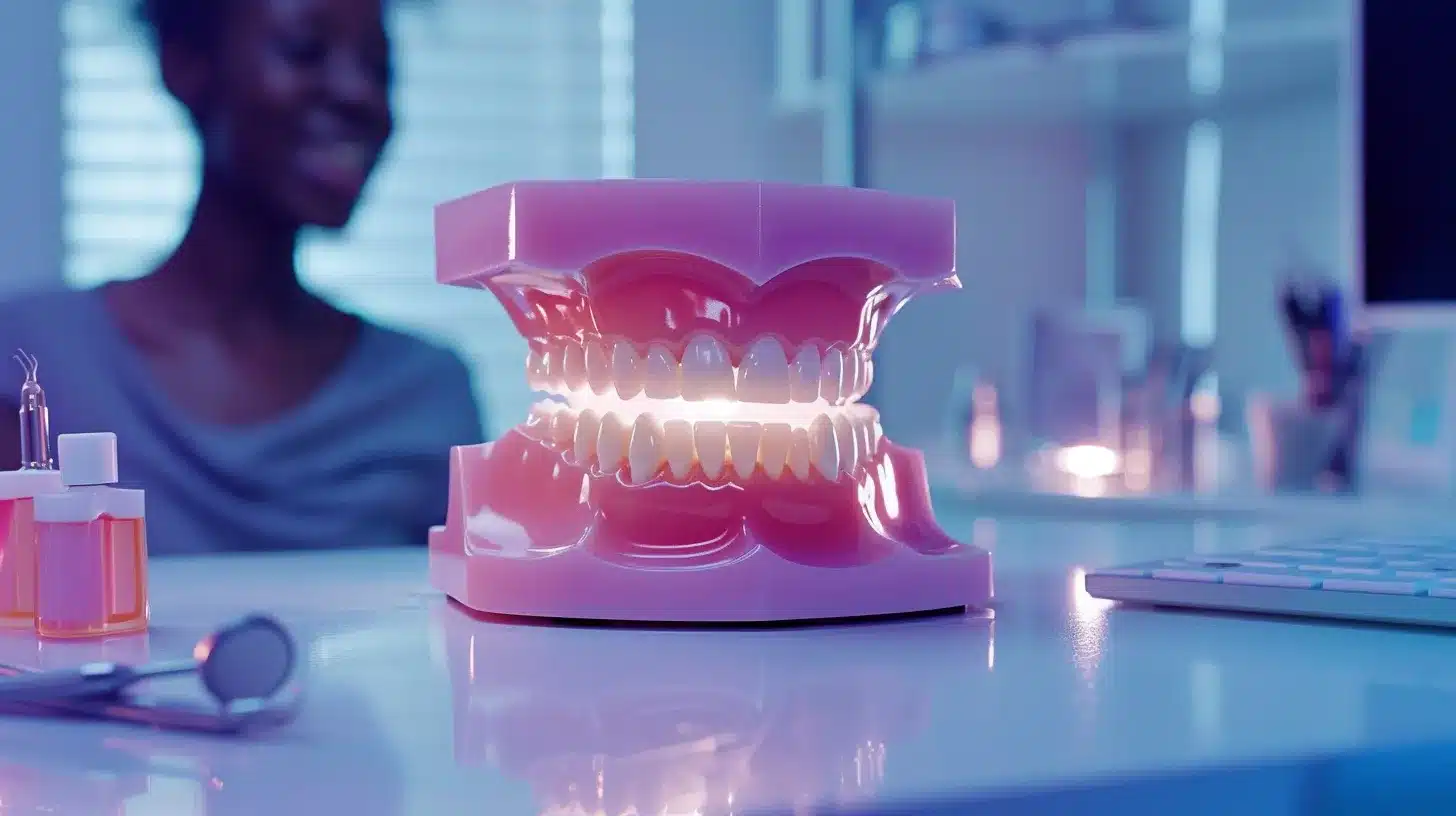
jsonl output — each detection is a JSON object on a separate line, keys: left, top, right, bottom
{"left": 1084, "top": 536, "right": 1456, "bottom": 628}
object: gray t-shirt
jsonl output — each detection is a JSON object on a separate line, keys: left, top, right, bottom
{"left": 0, "top": 288, "right": 484, "bottom": 554}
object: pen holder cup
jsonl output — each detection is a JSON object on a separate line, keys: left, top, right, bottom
{"left": 1246, "top": 394, "right": 1348, "bottom": 493}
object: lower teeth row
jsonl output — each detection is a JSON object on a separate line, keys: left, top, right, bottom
{"left": 522, "top": 404, "right": 883, "bottom": 484}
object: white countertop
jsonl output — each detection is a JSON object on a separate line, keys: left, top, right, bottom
{"left": 2, "top": 505, "right": 1455, "bottom": 815}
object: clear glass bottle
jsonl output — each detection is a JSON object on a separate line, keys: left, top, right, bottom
{"left": 0, "top": 470, "right": 65, "bottom": 628}
{"left": 33, "top": 433, "right": 148, "bottom": 639}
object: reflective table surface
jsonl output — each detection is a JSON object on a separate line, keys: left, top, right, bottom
{"left": 3, "top": 503, "right": 1456, "bottom": 815}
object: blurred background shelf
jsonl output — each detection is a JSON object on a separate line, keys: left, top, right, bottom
{"left": 778, "top": 16, "right": 1346, "bottom": 124}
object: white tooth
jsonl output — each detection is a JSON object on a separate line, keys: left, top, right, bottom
{"left": 833, "top": 413, "right": 858, "bottom": 474}
{"left": 586, "top": 341, "right": 612, "bottom": 395}
{"left": 562, "top": 344, "right": 588, "bottom": 391}
{"left": 611, "top": 341, "right": 643, "bottom": 398}
{"left": 842, "top": 350, "right": 861, "bottom": 400}
{"left": 694, "top": 421, "right": 728, "bottom": 479}
{"left": 596, "top": 412, "right": 630, "bottom": 473}
{"left": 550, "top": 409, "right": 577, "bottom": 450}
{"left": 789, "top": 346, "right": 821, "bottom": 402}
{"left": 819, "top": 347, "right": 845, "bottom": 404}
{"left": 787, "top": 428, "right": 813, "bottom": 481}
{"left": 526, "top": 348, "right": 549, "bottom": 391}
{"left": 727, "top": 422, "right": 764, "bottom": 479}
{"left": 574, "top": 409, "right": 601, "bottom": 463}
{"left": 758, "top": 423, "right": 792, "bottom": 479}
{"left": 680, "top": 335, "right": 735, "bottom": 402}
{"left": 661, "top": 419, "right": 695, "bottom": 480}
{"left": 809, "top": 415, "right": 840, "bottom": 479}
{"left": 627, "top": 414, "right": 664, "bottom": 485}
{"left": 853, "top": 416, "right": 872, "bottom": 464}
{"left": 643, "top": 344, "right": 681, "bottom": 399}
{"left": 858, "top": 354, "right": 874, "bottom": 398}
{"left": 546, "top": 347, "right": 568, "bottom": 389}
{"left": 737, "top": 337, "right": 791, "bottom": 403}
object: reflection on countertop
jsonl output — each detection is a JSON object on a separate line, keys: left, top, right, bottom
{"left": 434, "top": 602, "right": 994, "bottom": 816}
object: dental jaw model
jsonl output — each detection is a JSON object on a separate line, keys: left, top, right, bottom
{"left": 428, "top": 181, "right": 992, "bottom": 623}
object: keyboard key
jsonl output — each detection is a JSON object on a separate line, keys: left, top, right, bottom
{"left": 1222, "top": 571, "right": 1318, "bottom": 589}
{"left": 1094, "top": 567, "right": 1149, "bottom": 578}
{"left": 1321, "top": 579, "right": 1422, "bottom": 595}
{"left": 1151, "top": 568, "right": 1221, "bottom": 583}
{"left": 1298, "top": 565, "right": 1382, "bottom": 575}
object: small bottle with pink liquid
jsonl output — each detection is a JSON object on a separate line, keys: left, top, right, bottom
{"left": 33, "top": 432, "right": 149, "bottom": 639}
{"left": 0, "top": 349, "right": 65, "bottom": 629}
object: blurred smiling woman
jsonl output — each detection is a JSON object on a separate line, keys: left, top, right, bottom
{"left": 0, "top": 0, "right": 483, "bottom": 552}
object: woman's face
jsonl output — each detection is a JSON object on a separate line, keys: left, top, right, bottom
{"left": 187, "top": 0, "right": 395, "bottom": 230}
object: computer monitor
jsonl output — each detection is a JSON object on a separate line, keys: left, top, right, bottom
{"left": 1354, "top": 1, "right": 1456, "bottom": 326}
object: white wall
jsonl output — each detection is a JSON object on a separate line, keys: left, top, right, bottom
{"left": 0, "top": 3, "right": 62, "bottom": 296}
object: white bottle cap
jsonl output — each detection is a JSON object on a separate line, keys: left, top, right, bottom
{"left": 58, "top": 432, "right": 119, "bottom": 487}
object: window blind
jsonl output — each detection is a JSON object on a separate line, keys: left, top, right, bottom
{"left": 60, "top": 0, "right": 635, "bottom": 434}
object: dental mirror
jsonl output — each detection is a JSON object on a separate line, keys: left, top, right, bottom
{"left": 0, "top": 614, "right": 296, "bottom": 707}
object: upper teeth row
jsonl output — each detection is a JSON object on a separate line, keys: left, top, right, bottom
{"left": 527, "top": 336, "right": 873, "bottom": 405}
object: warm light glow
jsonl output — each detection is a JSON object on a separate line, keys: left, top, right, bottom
{"left": 550, "top": 390, "right": 847, "bottom": 426}
{"left": 1054, "top": 445, "right": 1119, "bottom": 479}
{"left": 1191, "top": 390, "right": 1221, "bottom": 423}
{"left": 969, "top": 420, "right": 1001, "bottom": 469}
{"left": 1123, "top": 427, "right": 1152, "bottom": 492}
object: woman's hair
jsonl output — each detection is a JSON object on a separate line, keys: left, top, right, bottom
{"left": 134, "top": 0, "right": 230, "bottom": 49}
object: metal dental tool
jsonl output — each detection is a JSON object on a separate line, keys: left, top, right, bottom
{"left": 13, "top": 349, "right": 52, "bottom": 470}
{"left": 0, "top": 614, "right": 297, "bottom": 709}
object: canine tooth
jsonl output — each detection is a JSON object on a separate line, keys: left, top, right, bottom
{"left": 787, "top": 428, "right": 813, "bottom": 480}
{"left": 574, "top": 409, "right": 601, "bottom": 463}
{"left": 694, "top": 421, "right": 728, "bottom": 479}
{"left": 738, "top": 337, "right": 791, "bottom": 403}
{"left": 819, "top": 347, "right": 845, "bottom": 404}
{"left": 809, "top": 415, "right": 840, "bottom": 478}
{"left": 681, "top": 335, "right": 735, "bottom": 401}
{"left": 662, "top": 419, "right": 695, "bottom": 480}
{"left": 562, "top": 344, "right": 588, "bottom": 391}
{"left": 627, "top": 414, "right": 664, "bottom": 485}
{"left": 550, "top": 409, "right": 577, "bottom": 450}
{"left": 585, "top": 340, "right": 612, "bottom": 394}
{"left": 833, "top": 413, "right": 858, "bottom": 474}
{"left": 758, "top": 423, "right": 792, "bottom": 478}
{"left": 596, "top": 412, "right": 630, "bottom": 473}
{"left": 726, "top": 422, "right": 764, "bottom": 479}
{"left": 643, "top": 344, "right": 680, "bottom": 399}
{"left": 789, "top": 346, "right": 821, "bottom": 402}
{"left": 526, "top": 348, "right": 549, "bottom": 391}
{"left": 611, "top": 341, "right": 643, "bottom": 398}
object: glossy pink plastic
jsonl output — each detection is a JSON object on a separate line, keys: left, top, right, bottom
{"left": 35, "top": 515, "right": 148, "bottom": 639}
{"left": 428, "top": 180, "right": 992, "bottom": 622}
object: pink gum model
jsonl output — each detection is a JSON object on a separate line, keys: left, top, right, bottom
{"left": 428, "top": 180, "right": 993, "bottom": 623}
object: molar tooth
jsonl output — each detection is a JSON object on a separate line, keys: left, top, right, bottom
{"left": 643, "top": 343, "right": 681, "bottom": 399}
{"left": 661, "top": 419, "right": 695, "bottom": 480}
{"left": 627, "top": 414, "right": 664, "bottom": 485}
{"left": 611, "top": 341, "right": 643, "bottom": 398}
{"left": 789, "top": 346, "right": 821, "bottom": 402}
{"left": 562, "top": 345, "right": 588, "bottom": 391}
{"left": 819, "top": 347, "right": 845, "bottom": 404}
{"left": 596, "top": 412, "right": 630, "bottom": 474}
{"left": 550, "top": 409, "right": 578, "bottom": 450}
{"left": 573, "top": 409, "right": 601, "bottom": 464}
{"left": 787, "top": 428, "right": 813, "bottom": 481}
{"left": 833, "top": 413, "right": 858, "bottom": 474}
{"left": 585, "top": 340, "right": 612, "bottom": 394}
{"left": 809, "top": 415, "right": 840, "bottom": 479}
{"left": 758, "top": 423, "right": 792, "bottom": 479}
{"left": 694, "top": 421, "right": 728, "bottom": 479}
{"left": 680, "top": 335, "right": 735, "bottom": 401}
{"left": 737, "top": 337, "right": 791, "bottom": 403}
{"left": 526, "top": 348, "right": 549, "bottom": 391}
{"left": 726, "top": 422, "right": 764, "bottom": 479}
